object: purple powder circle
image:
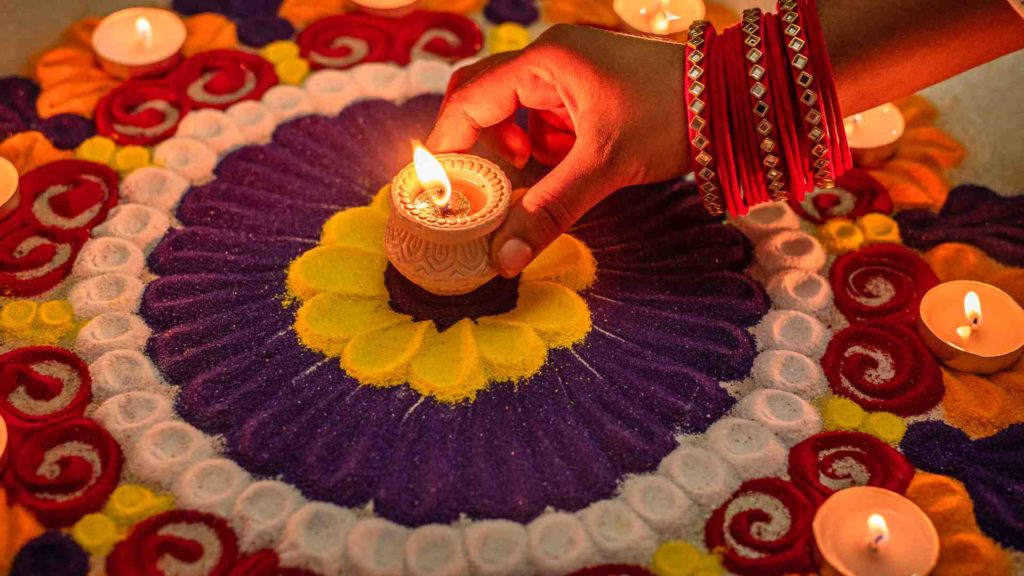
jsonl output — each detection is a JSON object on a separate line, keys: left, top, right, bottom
{"left": 142, "top": 94, "right": 768, "bottom": 526}
{"left": 236, "top": 16, "right": 295, "bottom": 47}
{"left": 11, "top": 532, "right": 89, "bottom": 576}
{"left": 484, "top": 0, "right": 541, "bottom": 25}
{"left": 39, "top": 114, "right": 95, "bottom": 150}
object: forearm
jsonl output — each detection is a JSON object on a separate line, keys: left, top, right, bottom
{"left": 820, "top": 0, "right": 1024, "bottom": 114}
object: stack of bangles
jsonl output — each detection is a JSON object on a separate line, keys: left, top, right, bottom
{"left": 685, "top": 0, "right": 852, "bottom": 216}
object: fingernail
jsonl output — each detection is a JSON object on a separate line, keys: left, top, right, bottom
{"left": 512, "top": 150, "right": 530, "bottom": 169}
{"left": 497, "top": 238, "right": 533, "bottom": 277}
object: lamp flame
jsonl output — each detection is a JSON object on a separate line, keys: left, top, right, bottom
{"left": 136, "top": 16, "right": 154, "bottom": 49}
{"left": 649, "top": 0, "right": 678, "bottom": 34}
{"left": 412, "top": 141, "right": 452, "bottom": 209}
{"left": 867, "top": 513, "right": 889, "bottom": 553}
{"left": 964, "top": 290, "right": 982, "bottom": 328}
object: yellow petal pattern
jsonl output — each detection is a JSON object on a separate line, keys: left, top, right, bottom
{"left": 320, "top": 206, "right": 388, "bottom": 254}
{"left": 521, "top": 234, "right": 597, "bottom": 291}
{"left": 485, "top": 281, "right": 591, "bottom": 348}
{"left": 287, "top": 245, "right": 388, "bottom": 300}
{"left": 410, "top": 319, "right": 487, "bottom": 403}
{"left": 473, "top": 321, "right": 547, "bottom": 383}
{"left": 296, "top": 294, "right": 408, "bottom": 355}
{"left": 343, "top": 321, "right": 430, "bottom": 387}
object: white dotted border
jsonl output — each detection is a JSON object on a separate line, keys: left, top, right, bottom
{"left": 61, "top": 61, "right": 842, "bottom": 575}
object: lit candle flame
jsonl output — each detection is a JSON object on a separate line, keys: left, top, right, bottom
{"left": 964, "top": 290, "right": 982, "bottom": 328}
{"left": 135, "top": 16, "right": 154, "bottom": 50}
{"left": 412, "top": 141, "right": 452, "bottom": 209}
{"left": 867, "top": 513, "right": 889, "bottom": 553}
{"left": 649, "top": 0, "right": 678, "bottom": 34}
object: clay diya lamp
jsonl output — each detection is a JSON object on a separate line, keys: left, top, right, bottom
{"left": 385, "top": 145, "right": 512, "bottom": 296}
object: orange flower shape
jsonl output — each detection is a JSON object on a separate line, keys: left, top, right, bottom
{"left": 0, "top": 489, "right": 45, "bottom": 574}
{"left": 0, "top": 131, "right": 72, "bottom": 174}
{"left": 280, "top": 0, "right": 350, "bottom": 29}
{"left": 423, "top": 0, "right": 486, "bottom": 14}
{"left": 856, "top": 96, "right": 965, "bottom": 211}
{"left": 905, "top": 472, "right": 1013, "bottom": 576}
{"left": 35, "top": 26, "right": 120, "bottom": 120}
{"left": 182, "top": 13, "right": 239, "bottom": 57}
{"left": 924, "top": 243, "right": 1024, "bottom": 304}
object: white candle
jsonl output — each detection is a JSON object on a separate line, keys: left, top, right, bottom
{"left": 843, "top": 103, "right": 905, "bottom": 149}
{"left": 614, "top": 0, "right": 706, "bottom": 35}
{"left": 919, "top": 281, "right": 1024, "bottom": 373}
{"left": 92, "top": 8, "right": 186, "bottom": 79}
{"left": 0, "top": 156, "right": 18, "bottom": 220}
{"left": 349, "top": 0, "right": 420, "bottom": 16}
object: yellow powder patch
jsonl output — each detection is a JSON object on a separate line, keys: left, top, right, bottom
{"left": 320, "top": 206, "right": 388, "bottom": 254}
{"left": 941, "top": 356, "right": 1024, "bottom": 439}
{"left": 371, "top": 185, "right": 392, "bottom": 216}
{"left": 905, "top": 472, "right": 1013, "bottom": 576}
{"left": 862, "top": 411, "right": 907, "bottom": 444}
{"left": 817, "top": 218, "right": 864, "bottom": 254}
{"left": 260, "top": 40, "right": 301, "bottom": 65}
{"left": 820, "top": 396, "right": 866, "bottom": 430}
{"left": 856, "top": 212, "right": 901, "bottom": 244}
{"left": 521, "top": 234, "right": 597, "bottom": 291}
{"left": 924, "top": 243, "right": 1024, "bottom": 304}
{"left": 287, "top": 245, "right": 388, "bottom": 301}
{"left": 182, "top": 13, "right": 238, "bottom": 57}
{"left": 0, "top": 489, "right": 44, "bottom": 574}
{"left": 0, "top": 131, "right": 72, "bottom": 174}
{"left": 484, "top": 281, "right": 591, "bottom": 349}
{"left": 473, "top": 321, "right": 547, "bottom": 383}
{"left": 343, "top": 321, "right": 430, "bottom": 387}
{"left": 410, "top": 319, "right": 486, "bottom": 403}
{"left": 296, "top": 294, "right": 407, "bottom": 356}
{"left": 104, "top": 484, "right": 174, "bottom": 527}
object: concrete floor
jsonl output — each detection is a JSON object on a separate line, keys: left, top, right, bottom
{"left": 1, "top": 0, "right": 1021, "bottom": 194}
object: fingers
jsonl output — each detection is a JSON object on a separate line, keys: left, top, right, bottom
{"left": 491, "top": 147, "right": 620, "bottom": 277}
{"left": 481, "top": 119, "right": 532, "bottom": 169}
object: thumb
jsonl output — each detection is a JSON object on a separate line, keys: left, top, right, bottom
{"left": 491, "top": 147, "right": 619, "bottom": 277}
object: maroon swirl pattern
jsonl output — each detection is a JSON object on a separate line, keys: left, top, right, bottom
{"left": 821, "top": 322, "right": 943, "bottom": 416}
{"left": 6, "top": 418, "right": 122, "bottom": 527}
{"left": 298, "top": 14, "right": 397, "bottom": 70}
{"left": 297, "top": 11, "right": 482, "bottom": 70}
{"left": 788, "top": 168, "right": 892, "bottom": 224}
{"left": 829, "top": 244, "right": 939, "bottom": 326}
{"left": 95, "top": 80, "right": 191, "bottom": 146}
{"left": 705, "top": 477, "right": 818, "bottom": 576}
{"left": 0, "top": 226, "right": 85, "bottom": 297}
{"left": 0, "top": 346, "right": 91, "bottom": 442}
{"left": 167, "top": 49, "right": 278, "bottom": 111}
{"left": 107, "top": 510, "right": 239, "bottom": 576}
{"left": 788, "top": 431, "right": 914, "bottom": 499}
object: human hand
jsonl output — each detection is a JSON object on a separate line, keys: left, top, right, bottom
{"left": 426, "top": 24, "right": 689, "bottom": 277}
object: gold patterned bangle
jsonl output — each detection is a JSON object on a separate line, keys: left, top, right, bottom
{"left": 741, "top": 8, "right": 787, "bottom": 201}
{"left": 685, "top": 20, "right": 724, "bottom": 216}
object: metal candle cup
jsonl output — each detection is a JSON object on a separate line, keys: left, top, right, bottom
{"left": 91, "top": 8, "right": 186, "bottom": 79}
{"left": 918, "top": 280, "right": 1024, "bottom": 374}
{"left": 385, "top": 153, "right": 512, "bottom": 296}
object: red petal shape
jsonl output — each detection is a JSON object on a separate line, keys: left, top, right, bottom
{"left": 297, "top": 13, "right": 397, "bottom": 70}
{"left": 788, "top": 431, "right": 915, "bottom": 499}
{"left": 16, "top": 159, "right": 120, "bottom": 239}
{"left": 107, "top": 509, "right": 240, "bottom": 576}
{"left": 168, "top": 49, "right": 279, "bottom": 110}
{"left": 0, "top": 346, "right": 91, "bottom": 442}
{"left": 705, "top": 477, "right": 819, "bottom": 576}
{"left": 95, "top": 80, "right": 190, "bottom": 146}
{"left": 830, "top": 243, "right": 939, "bottom": 326}
{"left": 821, "top": 322, "right": 943, "bottom": 415}
{"left": 7, "top": 418, "right": 122, "bottom": 527}
{"left": 0, "top": 226, "right": 86, "bottom": 297}
{"left": 788, "top": 168, "right": 892, "bottom": 224}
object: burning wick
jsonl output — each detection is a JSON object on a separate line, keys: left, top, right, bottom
{"left": 649, "top": 0, "right": 679, "bottom": 34}
{"left": 135, "top": 16, "right": 154, "bottom": 50}
{"left": 410, "top": 141, "right": 470, "bottom": 218}
{"left": 866, "top": 513, "right": 889, "bottom": 554}
{"left": 956, "top": 290, "right": 983, "bottom": 343}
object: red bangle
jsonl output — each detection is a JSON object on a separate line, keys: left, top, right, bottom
{"left": 684, "top": 21, "right": 724, "bottom": 216}
{"left": 740, "top": 8, "right": 788, "bottom": 202}
{"left": 801, "top": 0, "right": 852, "bottom": 174}
{"left": 763, "top": 11, "right": 810, "bottom": 201}
{"left": 706, "top": 24, "right": 742, "bottom": 216}
{"left": 723, "top": 25, "right": 762, "bottom": 211}
{"left": 777, "top": 0, "right": 835, "bottom": 189}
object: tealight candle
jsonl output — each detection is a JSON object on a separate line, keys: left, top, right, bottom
{"left": 614, "top": 0, "right": 706, "bottom": 35}
{"left": 349, "top": 0, "right": 421, "bottom": 17}
{"left": 813, "top": 487, "right": 939, "bottom": 576}
{"left": 91, "top": 8, "right": 186, "bottom": 79}
{"left": 844, "top": 103, "right": 905, "bottom": 149}
{"left": 385, "top": 144, "right": 512, "bottom": 295}
{"left": 0, "top": 156, "right": 19, "bottom": 221}
{"left": 918, "top": 280, "right": 1024, "bottom": 374}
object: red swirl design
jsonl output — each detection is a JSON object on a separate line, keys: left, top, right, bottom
{"left": 396, "top": 11, "right": 483, "bottom": 64}
{"left": 788, "top": 431, "right": 914, "bottom": 499}
{"left": 168, "top": 50, "right": 278, "bottom": 111}
{"left": 95, "top": 80, "right": 191, "bottom": 146}
{"left": 0, "top": 346, "right": 91, "bottom": 442}
{"left": 705, "top": 477, "right": 818, "bottom": 576}
{"left": 829, "top": 243, "right": 939, "bottom": 326}
{"left": 0, "top": 226, "right": 86, "bottom": 297}
{"left": 568, "top": 566, "right": 654, "bottom": 576}
{"left": 107, "top": 509, "right": 239, "bottom": 576}
{"left": 16, "top": 159, "right": 120, "bottom": 239}
{"left": 6, "top": 418, "right": 122, "bottom": 527}
{"left": 226, "top": 549, "right": 320, "bottom": 576}
{"left": 298, "top": 14, "right": 397, "bottom": 70}
{"left": 297, "top": 11, "right": 482, "bottom": 70}
{"left": 788, "top": 168, "right": 892, "bottom": 224}
{"left": 822, "top": 322, "right": 943, "bottom": 416}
